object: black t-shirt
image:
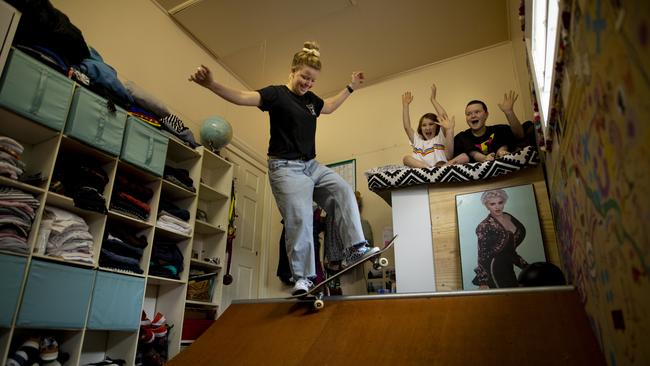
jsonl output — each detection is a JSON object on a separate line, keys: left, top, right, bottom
{"left": 257, "top": 85, "right": 324, "bottom": 160}
{"left": 454, "top": 124, "right": 514, "bottom": 159}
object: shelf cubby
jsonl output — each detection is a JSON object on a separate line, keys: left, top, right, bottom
{"left": 8, "top": 328, "right": 84, "bottom": 366}
{"left": 143, "top": 282, "right": 187, "bottom": 358}
{"left": 80, "top": 330, "right": 138, "bottom": 366}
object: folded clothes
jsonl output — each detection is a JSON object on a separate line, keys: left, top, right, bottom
{"left": 103, "top": 235, "right": 144, "bottom": 259}
{"left": 115, "top": 175, "right": 153, "bottom": 201}
{"left": 157, "top": 200, "right": 189, "bottom": 221}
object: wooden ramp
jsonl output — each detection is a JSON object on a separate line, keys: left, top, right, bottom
{"left": 168, "top": 287, "right": 605, "bottom": 366}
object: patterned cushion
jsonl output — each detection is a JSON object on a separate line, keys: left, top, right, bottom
{"left": 364, "top": 146, "right": 539, "bottom": 191}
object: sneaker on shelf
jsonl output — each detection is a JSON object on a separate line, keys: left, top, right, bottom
{"left": 151, "top": 325, "right": 168, "bottom": 338}
{"left": 140, "top": 310, "right": 151, "bottom": 326}
{"left": 40, "top": 336, "right": 59, "bottom": 362}
{"left": 343, "top": 245, "right": 380, "bottom": 267}
{"left": 291, "top": 278, "right": 314, "bottom": 296}
{"left": 151, "top": 312, "right": 166, "bottom": 327}
{"left": 139, "top": 326, "right": 154, "bottom": 344}
{"left": 7, "top": 338, "right": 40, "bottom": 366}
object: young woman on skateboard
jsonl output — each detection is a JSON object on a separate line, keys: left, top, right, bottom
{"left": 189, "top": 41, "right": 378, "bottom": 295}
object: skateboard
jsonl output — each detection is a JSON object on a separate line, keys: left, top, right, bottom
{"left": 286, "top": 235, "right": 397, "bottom": 309}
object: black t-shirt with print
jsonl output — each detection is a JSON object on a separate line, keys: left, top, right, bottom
{"left": 257, "top": 85, "right": 324, "bottom": 160}
{"left": 453, "top": 124, "right": 515, "bottom": 160}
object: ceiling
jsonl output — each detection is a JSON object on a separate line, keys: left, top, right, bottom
{"left": 154, "top": 0, "right": 511, "bottom": 96}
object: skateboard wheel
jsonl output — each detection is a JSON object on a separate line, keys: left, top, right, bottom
{"left": 314, "top": 299, "right": 325, "bottom": 310}
{"left": 379, "top": 257, "right": 389, "bottom": 267}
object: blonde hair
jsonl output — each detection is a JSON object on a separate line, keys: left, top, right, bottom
{"left": 291, "top": 41, "right": 322, "bottom": 72}
{"left": 480, "top": 189, "right": 508, "bottom": 206}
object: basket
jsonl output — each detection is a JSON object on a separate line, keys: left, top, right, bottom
{"left": 186, "top": 277, "right": 214, "bottom": 302}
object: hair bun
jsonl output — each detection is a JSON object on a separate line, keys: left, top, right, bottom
{"left": 303, "top": 41, "right": 320, "bottom": 52}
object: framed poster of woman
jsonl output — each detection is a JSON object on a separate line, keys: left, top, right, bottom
{"left": 456, "top": 184, "right": 547, "bottom": 290}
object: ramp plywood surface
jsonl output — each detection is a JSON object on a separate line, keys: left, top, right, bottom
{"left": 168, "top": 289, "right": 605, "bottom": 366}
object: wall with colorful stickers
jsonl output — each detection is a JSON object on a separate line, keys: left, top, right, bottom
{"left": 538, "top": 0, "right": 650, "bottom": 365}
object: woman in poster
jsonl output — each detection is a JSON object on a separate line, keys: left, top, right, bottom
{"left": 472, "top": 189, "right": 529, "bottom": 288}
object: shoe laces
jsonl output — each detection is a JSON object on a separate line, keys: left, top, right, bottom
{"left": 296, "top": 278, "right": 313, "bottom": 288}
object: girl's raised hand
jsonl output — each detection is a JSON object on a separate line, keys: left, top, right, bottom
{"left": 436, "top": 115, "right": 455, "bottom": 130}
{"left": 402, "top": 92, "right": 413, "bottom": 105}
{"left": 350, "top": 71, "right": 365, "bottom": 90}
{"left": 430, "top": 83, "right": 438, "bottom": 100}
{"left": 189, "top": 65, "right": 214, "bottom": 88}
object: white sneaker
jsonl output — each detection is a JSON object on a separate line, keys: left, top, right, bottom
{"left": 344, "top": 245, "right": 380, "bottom": 267}
{"left": 291, "top": 278, "right": 314, "bottom": 296}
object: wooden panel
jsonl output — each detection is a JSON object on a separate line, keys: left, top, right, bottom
{"left": 167, "top": 289, "right": 605, "bottom": 366}
{"left": 428, "top": 166, "right": 559, "bottom": 290}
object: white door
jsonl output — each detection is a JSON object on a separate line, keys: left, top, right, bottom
{"left": 220, "top": 147, "right": 267, "bottom": 308}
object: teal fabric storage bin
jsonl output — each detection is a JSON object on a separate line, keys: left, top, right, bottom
{"left": 17, "top": 260, "right": 95, "bottom": 329}
{"left": 121, "top": 116, "right": 168, "bottom": 176}
{"left": 87, "top": 271, "right": 145, "bottom": 331}
{"left": 0, "top": 254, "right": 27, "bottom": 327}
{"left": 0, "top": 48, "right": 75, "bottom": 131}
{"left": 65, "top": 87, "right": 127, "bottom": 156}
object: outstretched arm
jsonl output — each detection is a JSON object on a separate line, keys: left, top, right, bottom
{"left": 497, "top": 90, "right": 524, "bottom": 139}
{"left": 429, "top": 83, "right": 449, "bottom": 120}
{"left": 401, "top": 92, "right": 415, "bottom": 143}
{"left": 189, "top": 65, "right": 260, "bottom": 106}
{"left": 322, "top": 71, "right": 365, "bottom": 114}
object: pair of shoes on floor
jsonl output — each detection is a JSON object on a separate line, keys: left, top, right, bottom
{"left": 140, "top": 311, "right": 168, "bottom": 343}
{"left": 7, "top": 336, "right": 59, "bottom": 366}
{"left": 343, "top": 245, "right": 380, "bottom": 267}
{"left": 291, "top": 278, "right": 314, "bottom": 296}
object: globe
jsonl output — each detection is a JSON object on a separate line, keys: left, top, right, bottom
{"left": 200, "top": 116, "right": 233, "bottom": 152}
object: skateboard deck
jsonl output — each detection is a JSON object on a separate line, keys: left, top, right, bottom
{"left": 286, "top": 234, "right": 397, "bottom": 308}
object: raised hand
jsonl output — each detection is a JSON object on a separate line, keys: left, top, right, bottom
{"left": 436, "top": 115, "right": 455, "bottom": 131}
{"left": 189, "top": 65, "right": 214, "bottom": 88}
{"left": 498, "top": 90, "right": 518, "bottom": 113}
{"left": 402, "top": 91, "right": 413, "bottom": 105}
{"left": 350, "top": 71, "right": 365, "bottom": 90}
{"left": 430, "top": 83, "right": 438, "bottom": 100}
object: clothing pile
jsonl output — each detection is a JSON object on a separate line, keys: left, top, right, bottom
{"left": 99, "top": 225, "right": 148, "bottom": 274}
{"left": 0, "top": 186, "right": 40, "bottom": 254}
{"left": 163, "top": 166, "right": 195, "bottom": 192}
{"left": 149, "top": 238, "right": 184, "bottom": 280}
{"left": 125, "top": 80, "right": 200, "bottom": 148}
{"left": 37, "top": 206, "right": 94, "bottom": 264}
{"left": 50, "top": 155, "right": 109, "bottom": 214}
{"left": 156, "top": 199, "right": 191, "bottom": 236}
{"left": 110, "top": 175, "right": 153, "bottom": 221}
{"left": 159, "top": 114, "right": 200, "bottom": 148}
{"left": 0, "top": 136, "right": 25, "bottom": 180}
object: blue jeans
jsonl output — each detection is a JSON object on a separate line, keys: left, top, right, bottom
{"left": 268, "top": 158, "right": 366, "bottom": 280}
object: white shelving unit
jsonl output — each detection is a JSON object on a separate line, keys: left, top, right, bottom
{"left": 0, "top": 85, "right": 233, "bottom": 365}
